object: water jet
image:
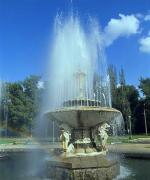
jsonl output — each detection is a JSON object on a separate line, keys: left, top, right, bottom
{"left": 45, "top": 14, "right": 121, "bottom": 180}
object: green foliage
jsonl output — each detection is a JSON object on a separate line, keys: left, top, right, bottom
{"left": 108, "top": 65, "right": 150, "bottom": 134}
{"left": 0, "top": 76, "right": 43, "bottom": 137}
{"left": 139, "top": 78, "right": 150, "bottom": 102}
{"left": 0, "top": 69, "right": 150, "bottom": 137}
{"left": 139, "top": 78, "right": 150, "bottom": 132}
{"left": 119, "top": 68, "right": 126, "bottom": 86}
{"left": 8, "top": 83, "right": 26, "bottom": 129}
{"left": 108, "top": 66, "right": 131, "bottom": 130}
{"left": 108, "top": 65, "right": 117, "bottom": 106}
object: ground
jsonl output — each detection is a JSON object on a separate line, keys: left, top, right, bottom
{"left": 0, "top": 135, "right": 150, "bottom": 158}
{"left": 0, "top": 135, "right": 149, "bottom": 145}
{"left": 108, "top": 134, "right": 150, "bottom": 144}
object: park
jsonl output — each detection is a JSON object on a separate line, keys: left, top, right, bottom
{"left": 0, "top": 0, "right": 150, "bottom": 179}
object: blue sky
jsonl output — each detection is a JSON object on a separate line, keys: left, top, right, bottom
{"left": 0, "top": 0, "right": 150, "bottom": 86}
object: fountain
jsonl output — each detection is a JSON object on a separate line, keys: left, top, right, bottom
{"left": 45, "top": 14, "right": 121, "bottom": 180}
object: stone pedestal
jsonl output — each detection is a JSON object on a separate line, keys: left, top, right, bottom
{"left": 46, "top": 106, "right": 121, "bottom": 179}
{"left": 46, "top": 155, "right": 119, "bottom": 180}
{"left": 71, "top": 128, "right": 96, "bottom": 154}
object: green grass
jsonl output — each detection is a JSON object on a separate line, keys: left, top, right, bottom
{"left": 108, "top": 134, "right": 150, "bottom": 144}
{"left": 0, "top": 134, "right": 150, "bottom": 145}
{"left": 0, "top": 138, "right": 35, "bottom": 145}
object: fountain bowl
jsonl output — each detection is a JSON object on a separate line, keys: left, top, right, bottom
{"left": 45, "top": 105, "right": 120, "bottom": 128}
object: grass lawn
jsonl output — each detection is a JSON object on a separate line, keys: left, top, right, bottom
{"left": 108, "top": 134, "right": 150, "bottom": 144}
{"left": 0, "top": 135, "right": 150, "bottom": 145}
{"left": 0, "top": 138, "right": 35, "bottom": 145}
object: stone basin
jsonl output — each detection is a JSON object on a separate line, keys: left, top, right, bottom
{"left": 45, "top": 106, "right": 120, "bottom": 128}
{"left": 45, "top": 105, "right": 121, "bottom": 179}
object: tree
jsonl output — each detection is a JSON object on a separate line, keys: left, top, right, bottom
{"left": 119, "top": 68, "right": 126, "bottom": 86}
{"left": 0, "top": 75, "right": 43, "bottom": 137}
{"left": 114, "top": 86, "right": 131, "bottom": 131}
{"left": 125, "top": 85, "right": 139, "bottom": 112}
{"left": 139, "top": 78, "right": 150, "bottom": 100}
{"left": 5, "top": 82, "right": 27, "bottom": 136}
{"left": 108, "top": 65, "right": 117, "bottom": 107}
{"left": 124, "top": 85, "right": 139, "bottom": 133}
{"left": 134, "top": 100, "right": 145, "bottom": 133}
{"left": 139, "top": 78, "right": 150, "bottom": 133}
{"left": 22, "top": 75, "right": 43, "bottom": 135}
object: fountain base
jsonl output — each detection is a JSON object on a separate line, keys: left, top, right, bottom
{"left": 46, "top": 154, "right": 119, "bottom": 180}
{"left": 45, "top": 106, "right": 121, "bottom": 179}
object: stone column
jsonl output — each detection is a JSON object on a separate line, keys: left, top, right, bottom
{"left": 71, "top": 128, "right": 96, "bottom": 154}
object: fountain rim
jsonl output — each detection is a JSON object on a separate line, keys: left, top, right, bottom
{"left": 44, "top": 106, "right": 121, "bottom": 129}
{"left": 45, "top": 106, "right": 121, "bottom": 115}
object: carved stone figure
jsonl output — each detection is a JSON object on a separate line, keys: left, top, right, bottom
{"left": 95, "top": 123, "right": 110, "bottom": 151}
{"left": 60, "top": 128, "right": 70, "bottom": 152}
{"left": 59, "top": 124, "right": 75, "bottom": 153}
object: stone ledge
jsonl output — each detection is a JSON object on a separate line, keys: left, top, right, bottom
{"left": 108, "top": 143, "right": 150, "bottom": 159}
{"left": 46, "top": 156, "right": 119, "bottom": 180}
{"left": 48, "top": 155, "right": 118, "bottom": 169}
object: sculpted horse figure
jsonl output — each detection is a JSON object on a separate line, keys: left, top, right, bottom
{"left": 97, "top": 123, "right": 110, "bottom": 151}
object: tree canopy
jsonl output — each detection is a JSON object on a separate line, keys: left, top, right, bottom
{"left": 0, "top": 76, "right": 43, "bottom": 136}
{"left": 0, "top": 70, "right": 150, "bottom": 137}
{"left": 108, "top": 65, "right": 150, "bottom": 134}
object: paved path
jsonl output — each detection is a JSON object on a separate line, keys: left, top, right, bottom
{"left": 129, "top": 138, "right": 150, "bottom": 144}
{"left": 108, "top": 143, "right": 150, "bottom": 158}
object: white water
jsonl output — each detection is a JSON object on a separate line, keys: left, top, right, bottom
{"left": 46, "top": 14, "right": 111, "bottom": 111}
{"left": 116, "top": 166, "right": 132, "bottom": 179}
{"left": 111, "top": 113, "right": 125, "bottom": 136}
{"left": 41, "top": 12, "right": 125, "bottom": 179}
